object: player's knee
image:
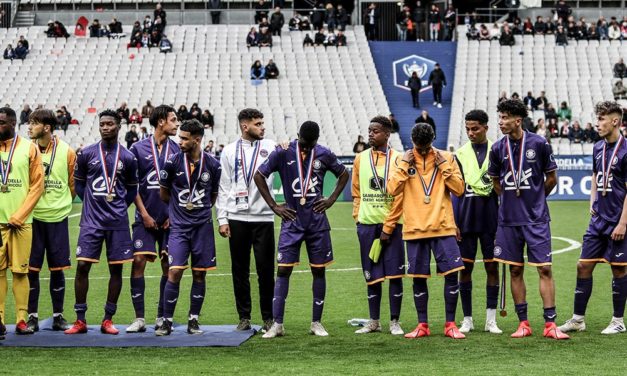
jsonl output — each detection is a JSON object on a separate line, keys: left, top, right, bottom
{"left": 509, "top": 266, "right": 524, "bottom": 278}
{"left": 168, "top": 269, "right": 184, "bottom": 283}
{"left": 576, "top": 262, "right": 594, "bottom": 276}
{"left": 611, "top": 265, "right": 627, "bottom": 278}
{"left": 191, "top": 271, "right": 206, "bottom": 283}
{"left": 76, "top": 261, "right": 91, "bottom": 275}
{"left": 311, "top": 266, "right": 325, "bottom": 278}
{"left": 277, "top": 266, "right": 293, "bottom": 278}
{"left": 537, "top": 265, "right": 552, "bottom": 279}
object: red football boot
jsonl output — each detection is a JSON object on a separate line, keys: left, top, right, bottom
{"left": 64, "top": 320, "right": 88, "bottom": 334}
{"left": 444, "top": 322, "right": 466, "bottom": 339}
{"left": 543, "top": 322, "right": 570, "bottom": 340}
{"left": 100, "top": 320, "right": 119, "bottom": 335}
{"left": 511, "top": 320, "right": 533, "bottom": 338}
{"left": 404, "top": 323, "right": 430, "bottom": 338}
{"left": 15, "top": 320, "right": 34, "bottom": 335}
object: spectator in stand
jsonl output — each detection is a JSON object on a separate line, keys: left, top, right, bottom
{"left": 511, "top": 17, "right": 522, "bottom": 35}
{"left": 270, "top": 7, "right": 285, "bottom": 36}
{"left": 311, "top": 4, "right": 325, "bottom": 31}
{"left": 189, "top": 103, "right": 202, "bottom": 121}
{"left": 159, "top": 34, "right": 172, "bottom": 53}
{"left": 442, "top": 5, "right": 455, "bottom": 41}
{"left": 364, "top": 3, "right": 380, "bottom": 41}
{"left": 336, "top": 31, "right": 347, "bottom": 46}
{"left": 154, "top": 3, "right": 167, "bottom": 30}
{"left": 545, "top": 103, "right": 558, "bottom": 121}
{"left": 177, "top": 105, "right": 191, "bottom": 121}
{"left": 574, "top": 20, "right": 587, "bottom": 40}
{"left": 300, "top": 16, "right": 311, "bottom": 30}
{"left": 17, "top": 35, "right": 29, "bottom": 51}
{"left": 209, "top": 0, "right": 222, "bottom": 25}
{"left": 55, "top": 109, "right": 69, "bottom": 134}
{"left": 109, "top": 18, "right": 123, "bottom": 36}
{"left": 324, "top": 31, "right": 337, "bottom": 47}
{"left": 140, "top": 32, "right": 151, "bottom": 48}
{"left": 621, "top": 19, "right": 627, "bottom": 39}
{"left": 141, "top": 100, "right": 154, "bottom": 119}
{"left": 556, "top": 25, "right": 568, "bottom": 45}
{"left": 250, "top": 60, "right": 266, "bottom": 80}
{"left": 255, "top": 0, "right": 270, "bottom": 23}
{"left": 428, "top": 4, "right": 440, "bottom": 41}
{"left": 428, "top": 63, "right": 446, "bottom": 108}
{"left": 414, "top": 1, "right": 426, "bottom": 42}
{"left": 337, "top": 4, "right": 348, "bottom": 31}
{"left": 614, "top": 58, "right": 626, "bottom": 79}
{"left": 608, "top": 21, "right": 621, "bottom": 40}
{"left": 415, "top": 110, "right": 436, "bottom": 136}
{"left": 258, "top": 28, "right": 272, "bottom": 47}
{"left": 534, "top": 16, "right": 547, "bottom": 35}
{"left": 588, "top": 23, "right": 600, "bottom": 40}
{"left": 583, "top": 122, "right": 599, "bottom": 143}
{"left": 303, "top": 33, "right": 314, "bottom": 46}
{"left": 14, "top": 42, "right": 28, "bottom": 60}
{"left": 49, "top": 21, "right": 70, "bottom": 38}
{"left": 569, "top": 121, "right": 584, "bottom": 143}
{"left": 536, "top": 119, "right": 549, "bottom": 140}
{"left": 60, "top": 105, "right": 72, "bottom": 124}
{"left": 215, "top": 144, "right": 224, "bottom": 159}
{"left": 129, "top": 109, "right": 142, "bottom": 125}
{"left": 125, "top": 124, "right": 139, "bottom": 149}
{"left": 545, "top": 16, "right": 555, "bottom": 34}
{"left": 314, "top": 28, "right": 326, "bottom": 46}
{"left": 352, "top": 135, "right": 367, "bottom": 153}
{"left": 150, "top": 30, "right": 162, "bottom": 48}
{"left": 19, "top": 104, "right": 31, "bottom": 126}
{"left": 553, "top": 0, "right": 572, "bottom": 22}
{"left": 547, "top": 118, "right": 559, "bottom": 137}
{"left": 536, "top": 91, "right": 549, "bottom": 109}
{"left": 597, "top": 17, "right": 609, "bottom": 39}
{"left": 143, "top": 16, "right": 153, "bottom": 33}
{"left": 498, "top": 91, "right": 508, "bottom": 104}
{"left": 205, "top": 140, "right": 216, "bottom": 156}
{"left": 397, "top": 7, "right": 409, "bottom": 41}
{"left": 614, "top": 80, "right": 627, "bottom": 100}
{"left": 201, "top": 109, "right": 214, "bottom": 130}
{"left": 265, "top": 59, "right": 279, "bottom": 79}
{"left": 407, "top": 71, "right": 422, "bottom": 108}
{"left": 557, "top": 101, "right": 572, "bottom": 121}
{"left": 139, "top": 126, "right": 149, "bottom": 141}
{"left": 246, "top": 27, "right": 259, "bottom": 47}
{"left": 511, "top": 92, "right": 520, "bottom": 100}
{"left": 128, "top": 32, "right": 141, "bottom": 49}
{"left": 289, "top": 12, "right": 302, "bottom": 31}
{"left": 117, "top": 102, "right": 130, "bottom": 123}
{"left": 324, "top": 3, "right": 337, "bottom": 33}
{"left": 523, "top": 91, "right": 537, "bottom": 110}
{"left": 523, "top": 17, "right": 534, "bottom": 35}
{"left": 389, "top": 114, "right": 400, "bottom": 133}
{"left": 478, "top": 24, "right": 491, "bottom": 40}
{"left": 89, "top": 19, "right": 102, "bottom": 38}
{"left": 559, "top": 120, "right": 570, "bottom": 138}
{"left": 131, "top": 21, "right": 142, "bottom": 37}
{"left": 490, "top": 22, "right": 501, "bottom": 40}
{"left": 499, "top": 24, "right": 515, "bottom": 45}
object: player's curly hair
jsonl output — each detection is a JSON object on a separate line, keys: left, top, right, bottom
{"left": 98, "top": 109, "right": 122, "bottom": 125}
{"left": 496, "top": 99, "right": 528, "bottom": 119}
{"left": 411, "top": 123, "right": 434, "bottom": 146}
{"left": 465, "top": 109, "right": 489, "bottom": 125}
{"left": 180, "top": 119, "right": 205, "bottom": 137}
{"left": 370, "top": 115, "right": 392, "bottom": 130}
{"left": 238, "top": 108, "right": 264, "bottom": 122}
{"left": 299, "top": 121, "right": 320, "bottom": 142}
{"left": 29, "top": 109, "right": 58, "bottom": 131}
{"left": 595, "top": 101, "right": 623, "bottom": 117}
{"left": 149, "top": 105, "right": 176, "bottom": 127}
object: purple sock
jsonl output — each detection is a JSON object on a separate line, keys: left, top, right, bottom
{"left": 388, "top": 278, "right": 403, "bottom": 321}
{"left": 486, "top": 285, "right": 499, "bottom": 310}
{"left": 515, "top": 302, "right": 528, "bottom": 322}
{"left": 412, "top": 278, "right": 428, "bottom": 323}
{"left": 130, "top": 277, "right": 145, "bottom": 318}
{"left": 189, "top": 281, "right": 206, "bottom": 317}
{"left": 366, "top": 283, "right": 382, "bottom": 320}
{"left": 444, "top": 274, "right": 459, "bottom": 323}
{"left": 612, "top": 275, "right": 627, "bottom": 318}
{"left": 157, "top": 275, "right": 167, "bottom": 318}
{"left": 459, "top": 280, "right": 472, "bottom": 317}
{"left": 49, "top": 271, "right": 65, "bottom": 314}
{"left": 272, "top": 276, "right": 290, "bottom": 324}
{"left": 28, "top": 272, "right": 40, "bottom": 314}
{"left": 543, "top": 306, "right": 557, "bottom": 323}
{"left": 312, "top": 275, "right": 326, "bottom": 322}
{"left": 574, "top": 277, "right": 593, "bottom": 316}
{"left": 74, "top": 303, "right": 87, "bottom": 322}
{"left": 103, "top": 302, "right": 117, "bottom": 321}
{"left": 163, "top": 281, "right": 180, "bottom": 320}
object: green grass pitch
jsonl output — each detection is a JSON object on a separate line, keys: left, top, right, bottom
{"left": 1, "top": 201, "right": 626, "bottom": 375}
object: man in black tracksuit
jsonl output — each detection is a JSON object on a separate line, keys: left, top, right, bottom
{"left": 428, "top": 63, "right": 446, "bottom": 108}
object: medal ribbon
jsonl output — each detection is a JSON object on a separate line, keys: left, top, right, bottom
{"left": 183, "top": 153, "right": 205, "bottom": 204}
{"left": 296, "top": 142, "right": 315, "bottom": 200}
{"left": 369, "top": 145, "right": 391, "bottom": 194}
{"left": 46, "top": 136, "right": 58, "bottom": 177}
{"left": 0, "top": 135, "right": 18, "bottom": 186}
{"left": 235, "top": 139, "right": 261, "bottom": 188}
{"left": 98, "top": 141, "right": 121, "bottom": 196}
{"left": 602, "top": 135, "right": 623, "bottom": 194}
{"left": 505, "top": 131, "right": 527, "bottom": 193}
{"left": 150, "top": 136, "right": 170, "bottom": 175}
{"left": 418, "top": 163, "right": 438, "bottom": 199}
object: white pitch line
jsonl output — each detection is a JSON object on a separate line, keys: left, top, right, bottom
{"left": 30, "top": 236, "right": 581, "bottom": 282}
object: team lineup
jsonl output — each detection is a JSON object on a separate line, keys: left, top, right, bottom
{"left": 0, "top": 99, "right": 624, "bottom": 340}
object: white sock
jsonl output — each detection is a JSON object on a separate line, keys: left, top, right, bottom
{"left": 30, "top": 312, "right": 38, "bottom": 318}
{"left": 573, "top": 314, "right": 585, "bottom": 321}
{"left": 166, "top": 318, "right": 173, "bottom": 322}
{"left": 53, "top": 313, "right": 62, "bottom": 318}
{"left": 486, "top": 309, "right": 496, "bottom": 322}
{"left": 189, "top": 314, "right": 199, "bottom": 320}
{"left": 612, "top": 316, "right": 624, "bottom": 322}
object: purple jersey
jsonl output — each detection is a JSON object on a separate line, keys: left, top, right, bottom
{"left": 257, "top": 140, "right": 346, "bottom": 230}
{"left": 130, "top": 137, "right": 180, "bottom": 224}
{"left": 159, "top": 151, "right": 221, "bottom": 228}
{"left": 454, "top": 143, "right": 498, "bottom": 234}
{"left": 74, "top": 142, "right": 138, "bottom": 230}
{"left": 488, "top": 132, "right": 557, "bottom": 226}
{"left": 591, "top": 139, "right": 627, "bottom": 224}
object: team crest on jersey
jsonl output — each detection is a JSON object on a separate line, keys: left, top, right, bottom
{"left": 43, "top": 161, "right": 51, "bottom": 175}
{"left": 612, "top": 156, "right": 619, "bottom": 166}
{"left": 364, "top": 271, "right": 371, "bottom": 280}
{"left": 493, "top": 246, "right": 502, "bottom": 256}
{"left": 76, "top": 246, "right": 82, "bottom": 256}
{"left": 277, "top": 253, "right": 283, "bottom": 261}
{"left": 159, "top": 170, "right": 168, "bottom": 180}
{"left": 201, "top": 172, "right": 210, "bottom": 182}
{"left": 481, "top": 171, "right": 491, "bottom": 185}
{"left": 260, "top": 149, "right": 269, "bottom": 158}
{"left": 168, "top": 254, "right": 173, "bottom": 265}
{"left": 313, "top": 159, "right": 322, "bottom": 170}
{"left": 369, "top": 176, "right": 385, "bottom": 190}
{"left": 117, "top": 161, "right": 124, "bottom": 170}
{"left": 134, "top": 240, "right": 144, "bottom": 249}
{"left": 407, "top": 167, "right": 417, "bottom": 176}
{"left": 525, "top": 149, "right": 536, "bottom": 161}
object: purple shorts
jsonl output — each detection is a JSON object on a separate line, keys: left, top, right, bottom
{"left": 132, "top": 222, "right": 169, "bottom": 261}
{"left": 581, "top": 216, "right": 627, "bottom": 265}
{"left": 406, "top": 236, "right": 464, "bottom": 278}
{"left": 494, "top": 223, "right": 552, "bottom": 266}
{"left": 167, "top": 221, "right": 216, "bottom": 271}
{"left": 30, "top": 218, "right": 71, "bottom": 271}
{"left": 459, "top": 232, "right": 496, "bottom": 263}
{"left": 277, "top": 222, "right": 333, "bottom": 267}
{"left": 76, "top": 226, "right": 133, "bottom": 264}
{"left": 357, "top": 224, "right": 405, "bottom": 285}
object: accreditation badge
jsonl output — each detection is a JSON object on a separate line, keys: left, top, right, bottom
{"left": 235, "top": 190, "right": 250, "bottom": 211}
